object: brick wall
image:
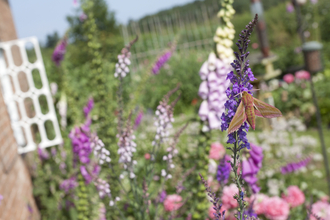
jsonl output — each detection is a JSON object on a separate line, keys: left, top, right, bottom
{"left": 0, "top": 92, "right": 39, "bottom": 220}
{"left": 0, "top": 0, "right": 40, "bottom": 219}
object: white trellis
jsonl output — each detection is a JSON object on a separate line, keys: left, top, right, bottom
{"left": 0, "top": 37, "right": 62, "bottom": 154}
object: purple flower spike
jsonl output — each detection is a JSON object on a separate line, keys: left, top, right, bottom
{"left": 221, "top": 15, "right": 258, "bottom": 150}
{"left": 83, "top": 97, "right": 94, "bottom": 118}
{"left": 152, "top": 51, "right": 172, "bottom": 74}
{"left": 158, "top": 190, "right": 167, "bottom": 203}
{"left": 133, "top": 111, "right": 143, "bottom": 130}
{"left": 242, "top": 143, "right": 263, "bottom": 193}
{"left": 52, "top": 39, "right": 67, "bottom": 66}
{"left": 69, "top": 126, "right": 92, "bottom": 165}
{"left": 281, "top": 157, "right": 311, "bottom": 174}
{"left": 217, "top": 155, "right": 231, "bottom": 185}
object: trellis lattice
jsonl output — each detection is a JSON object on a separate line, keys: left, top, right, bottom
{"left": 0, "top": 37, "right": 62, "bottom": 154}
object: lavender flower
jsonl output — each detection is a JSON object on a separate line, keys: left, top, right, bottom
{"left": 198, "top": 53, "right": 231, "bottom": 129}
{"left": 199, "top": 174, "right": 225, "bottom": 220}
{"left": 52, "top": 39, "right": 67, "bottom": 66}
{"left": 242, "top": 144, "right": 263, "bottom": 193}
{"left": 60, "top": 177, "right": 78, "bottom": 193}
{"left": 152, "top": 51, "right": 172, "bottom": 75}
{"left": 83, "top": 97, "right": 94, "bottom": 118}
{"left": 79, "top": 13, "right": 87, "bottom": 22}
{"left": 133, "top": 111, "right": 143, "bottom": 130}
{"left": 38, "top": 147, "right": 49, "bottom": 161}
{"left": 114, "top": 37, "right": 137, "bottom": 78}
{"left": 217, "top": 155, "right": 231, "bottom": 185}
{"left": 220, "top": 15, "right": 258, "bottom": 150}
{"left": 281, "top": 157, "right": 311, "bottom": 174}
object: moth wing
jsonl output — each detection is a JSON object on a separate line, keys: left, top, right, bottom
{"left": 228, "top": 101, "right": 247, "bottom": 134}
{"left": 253, "top": 98, "right": 282, "bottom": 118}
{"left": 254, "top": 109, "right": 263, "bottom": 117}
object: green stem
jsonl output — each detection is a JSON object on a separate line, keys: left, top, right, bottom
{"left": 231, "top": 132, "right": 245, "bottom": 220}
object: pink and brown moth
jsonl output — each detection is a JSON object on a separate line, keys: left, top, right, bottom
{"left": 228, "top": 91, "right": 282, "bottom": 134}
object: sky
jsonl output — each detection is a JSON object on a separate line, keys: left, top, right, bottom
{"left": 9, "top": 0, "right": 194, "bottom": 44}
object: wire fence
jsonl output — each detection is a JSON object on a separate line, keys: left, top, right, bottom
{"left": 121, "top": 0, "right": 221, "bottom": 70}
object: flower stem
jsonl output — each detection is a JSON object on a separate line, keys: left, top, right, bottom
{"left": 231, "top": 132, "right": 245, "bottom": 220}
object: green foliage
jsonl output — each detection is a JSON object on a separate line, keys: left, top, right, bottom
{"left": 135, "top": 50, "right": 206, "bottom": 114}
{"left": 45, "top": 31, "right": 60, "bottom": 48}
{"left": 66, "top": 0, "right": 123, "bottom": 66}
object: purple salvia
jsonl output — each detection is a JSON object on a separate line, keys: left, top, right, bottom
{"left": 158, "top": 190, "right": 167, "bottom": 203}
{"left": 199, "top": 174, "right": 226, "bottom": 220}
{"left": 220, "top": 14, "right": 259, "bottom": 150}
{"left": 217, "top": 155, "right": 231, "bottom": 185}
{"left": 52, "top": 39, "right": 67, "bottom": 66}
{"left": 133, "top": 111, "right": 143, "bottom": 130}
{"left": 152, "top": 51, "right": 172, "bottom": 74}
{"left": 281, "top": 156, "right": 311, "bottom": 174}
{"left": 242, "top": 143, "right": 263, "bottom": 193}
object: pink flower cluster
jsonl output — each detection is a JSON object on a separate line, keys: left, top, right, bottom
{"left": 283, "top": 70, "right": 310, "bottom": 84}
{"left": 163, "top": 194, "right": 183, "bottom": 212}
{"left": 212, "top": 186, "right": 306, "bottom": 220}
{"left": 310, "top": 200, "right": 330, "bottom": 220}
{"left": 209, "top": 142, "right": 225, "bottom": 160}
